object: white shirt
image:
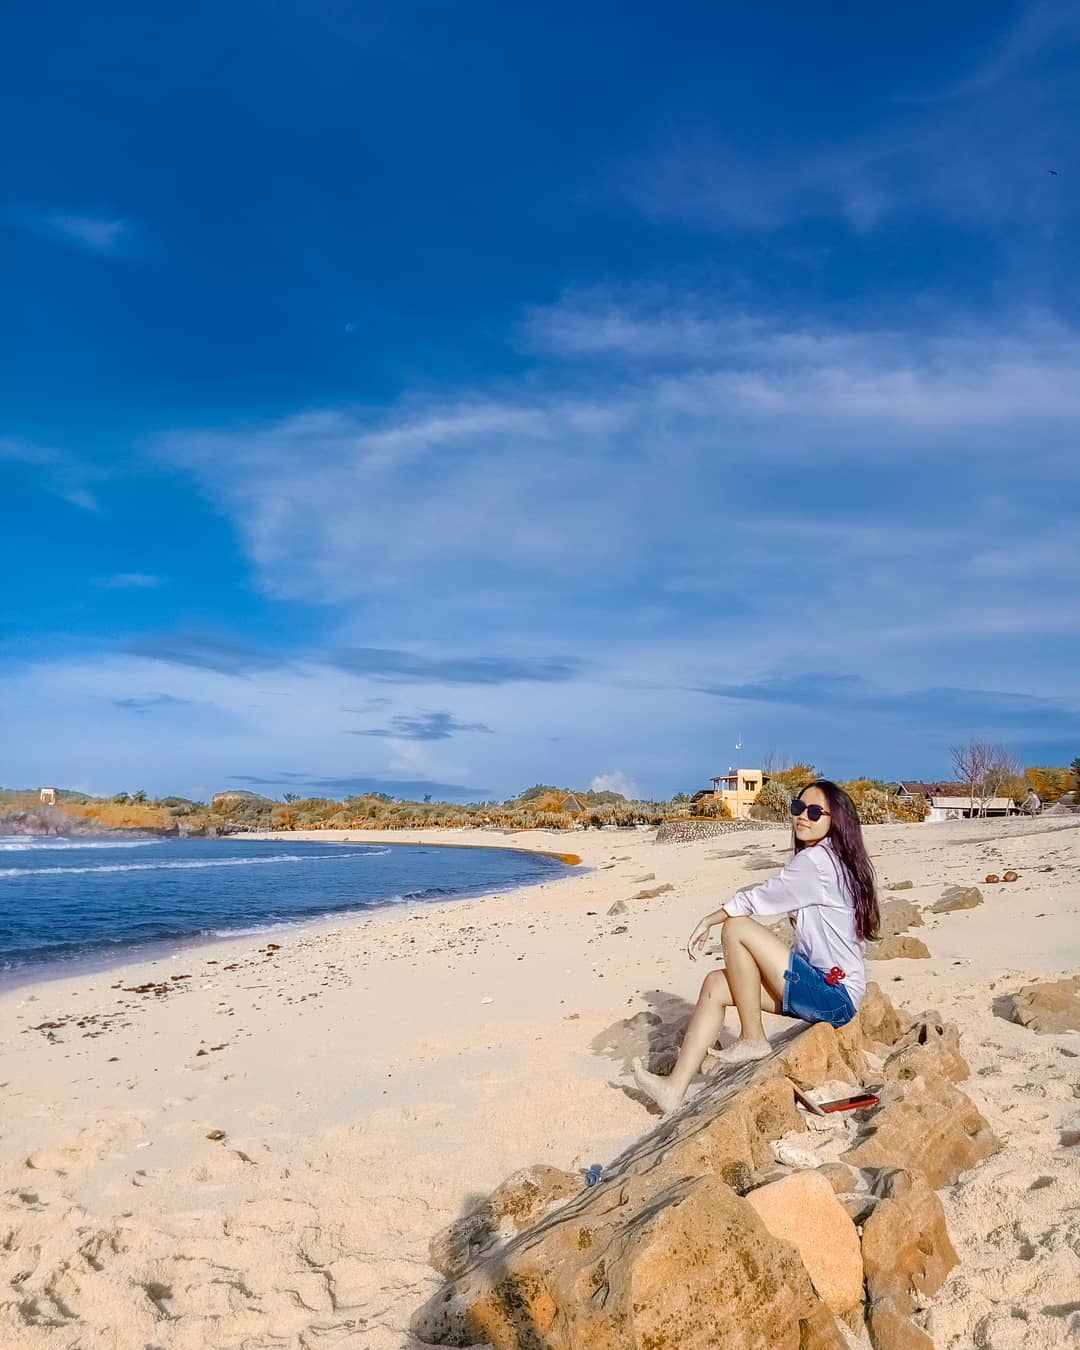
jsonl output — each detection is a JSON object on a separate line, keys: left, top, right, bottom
{"left": 723, "top": 841, "right": 867, "bottom": 1007}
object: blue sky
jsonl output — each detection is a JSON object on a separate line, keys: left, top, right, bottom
{"left": 3, "top": 0, "right": 1079, "bottom": 802}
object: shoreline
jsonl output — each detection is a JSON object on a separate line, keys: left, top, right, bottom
{"left": 0, "top": 832, "right": 585, "bottom": 994}
{"left": 2, "top": 817, "right": 1077, "bottom": 1349}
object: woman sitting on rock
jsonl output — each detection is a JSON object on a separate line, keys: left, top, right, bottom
{"left": 632, "top": 779, "right": 879, "bottom": 1114}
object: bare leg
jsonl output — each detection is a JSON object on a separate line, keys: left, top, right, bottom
{"left": 711, "top": 916, "right": 791, "bottom": 1063}
{"left": 633, "top": 954, "right": 785, "bottom": 1112}
{"left": 633, "top": 969, "right": 733, "bottom": 1111}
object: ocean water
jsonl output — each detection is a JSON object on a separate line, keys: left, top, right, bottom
{"left": 0, "top": 835, "right": 573, "bottom": 981}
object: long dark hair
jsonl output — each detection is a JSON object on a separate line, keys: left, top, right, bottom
{"left": 793, "top": 779, "right": 879, "bottom": 942}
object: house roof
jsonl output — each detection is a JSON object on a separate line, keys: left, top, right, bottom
{"left": 929, "top": 796, "right": 1014, "bottom": 810}
{"left": 899, "top": 781, "right": 973, "bottom": 798}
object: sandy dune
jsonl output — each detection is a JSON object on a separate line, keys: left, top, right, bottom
{"left": 1, "top": 817, "right": 1077, "bottom": 1348}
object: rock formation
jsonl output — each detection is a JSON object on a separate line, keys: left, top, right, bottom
{"left": 414, "top": 987, "right": 997, "bottom": 1349}
{"left": 931, "top": 885, "right": 983, "bottom": 913}
{"left": 1002, "top": 976, "right": 1080, "bottom": 1034}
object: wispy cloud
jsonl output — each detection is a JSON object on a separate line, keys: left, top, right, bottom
{"left": 0, "top": 437, "right": 103, "bottom": 511}
{"left": 347, "top": 709, "right": 493, "bottom": 741}
{"left": 332, "top": 648, "right": 585, "bottom": 685}
{"left": 96, "top": 573, "right": 161, "bottom": 590}
{"left": 899, "top": 0, "right": 1080, "bottom": 104}
{"left": 153, "top": 298, "right": 1080, "bottom": 621}
{"left": 9, "top": 207, "right": 138, "bottom": 256}
{"left": 114, "top": 693, "right": 194, "bottom": 713}
{"left": 691, "top": 672, "right": 1077, "bottom": 737}
{"left": 227, "top": 772, "right": 490, "bottom": 801}
{"left": 127, "top": 631, "right": 288, "bottom": 676}
{"left": 619, "top": 4, "right": 1079, "bottom": 234}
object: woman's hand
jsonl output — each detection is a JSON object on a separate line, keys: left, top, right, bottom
{"left": 686, "top": 915, "right": 717, "bottom": 961}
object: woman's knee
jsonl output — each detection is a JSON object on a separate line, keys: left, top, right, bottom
{"left": 720, "top": 915, "right": 754, "bottom": 948}
{"left": 701, "top": 969, "right": 730, "bottom": 1002}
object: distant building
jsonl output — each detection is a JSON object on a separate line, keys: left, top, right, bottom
{"left": 696, "top": 768, "right": 768, "bottom": 820}
{"left": 39, "top": 787, "right": 57, "bottom": 806}
{"left": 893, "top": 781, "right": 1017, "bottom": 822}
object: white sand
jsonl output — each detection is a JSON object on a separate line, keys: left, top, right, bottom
{"left": 1, "top": 818, "right": 1077, "bottom": 1348}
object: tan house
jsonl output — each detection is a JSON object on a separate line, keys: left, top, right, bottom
{"left": 704, "top": 768, "right": 767, "bottom": 820}
{"left": 39, "top": 787, "right": 57, "bottom": 806}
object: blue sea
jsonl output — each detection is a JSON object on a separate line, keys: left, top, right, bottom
{"left": 0, "top": 835, "right": 574, "bottom": 982}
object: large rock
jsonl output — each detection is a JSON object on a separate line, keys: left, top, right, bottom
{"left": 774, "top": 1021, "right": 860, "bottom": 1091}
{"left": 844, "top": 1077, "right": 999, "bottom": 1187}
{"left": 1002, "top": 976, "right": 1080, "bottom": 1033}
{"left": 861, "top": 1167, "right": 958, "bottom": 1314}
{"left": 878, "top": 897, "right": 924, "bottom": 936}
{"left": 931, "top": 885, "right": 983, "bottom": 913}
{"left": 745, "top": 1171, "right": 864, "bottom": 1314}
{"left": 616, "top": 1072, "right": 806, "bottom": 1195}
{"left": 867, "top": 1296, "right": 935, "bottom": 1349}
{"left": 862, "top": 1163, "right": 955, "bottom": 1348}
{"left": 429, "top": 1165, "right": 580, "bottom": 1279}
{"left": 856, "top": 982, "right": 912, "bottom": 1046}
{"left": 881, "top": 1014, "right": 969, "bottom": 1085}
{"left": 415, "top": 988, "right": 976, "bottom": 1350}
{"left": 868, "top": 935, "right": 931, "bottom": 960}
{"left": 415, "top": 1174, "right": 847, "bottom": 1349}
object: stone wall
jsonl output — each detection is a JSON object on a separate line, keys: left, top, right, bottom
{"left": 413, "top": 988, "right": 998, "bottom": 1349}
{"left": 655, "top": 817, "right": 777, "bottom": 843}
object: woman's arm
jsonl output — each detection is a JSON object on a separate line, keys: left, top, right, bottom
{"left": 723, "top": 849, "right": 826, "bottom": 919}
{"left": 686, "top": 906, "right": 731, "bottom": 960}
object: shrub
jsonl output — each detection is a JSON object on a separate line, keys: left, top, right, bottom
{"left": 692, "top": 795, "right": 732, "bottom": 819}
{"left": 751, "top": 779, "right": 793, "bottom": 821}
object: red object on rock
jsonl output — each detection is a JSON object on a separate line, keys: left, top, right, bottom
{"left": 825, "top": 966, "right": 846, "bottom": 986}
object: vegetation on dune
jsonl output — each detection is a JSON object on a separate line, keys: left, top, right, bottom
{"left": 0, "top": 785, "right": 687, "bottom": 834}
{"left": 3, "top": 752, "right": 1074, "bottom": 836}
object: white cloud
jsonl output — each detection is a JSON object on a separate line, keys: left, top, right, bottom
{"left": 151, "top": 301, "right": 1080, "bottom": 616}
{"left": 590, "top": 770, "right": 641, "bottom": 799}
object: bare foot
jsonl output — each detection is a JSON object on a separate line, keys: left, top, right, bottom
{"left": 631, "top": 1056, "right": 685, "bottom": 1115}
{"left": 707, "top": 1038, "right": 772, "bottom": 1066}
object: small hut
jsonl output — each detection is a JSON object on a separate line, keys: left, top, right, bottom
{"left": 39, "top": 787, "right": 57, "bottom": 806}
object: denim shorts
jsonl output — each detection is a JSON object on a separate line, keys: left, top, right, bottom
{"left": 782, "top": 952, "right": 856, "bottom": 1027}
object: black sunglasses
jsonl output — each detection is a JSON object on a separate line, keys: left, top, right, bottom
{"left": 790, "top": 800, "right": 830, "bottom": 822}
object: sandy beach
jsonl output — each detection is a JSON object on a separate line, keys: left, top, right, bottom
{"left": 1, "top": 817, "right": 1078, "bottom": 1349}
